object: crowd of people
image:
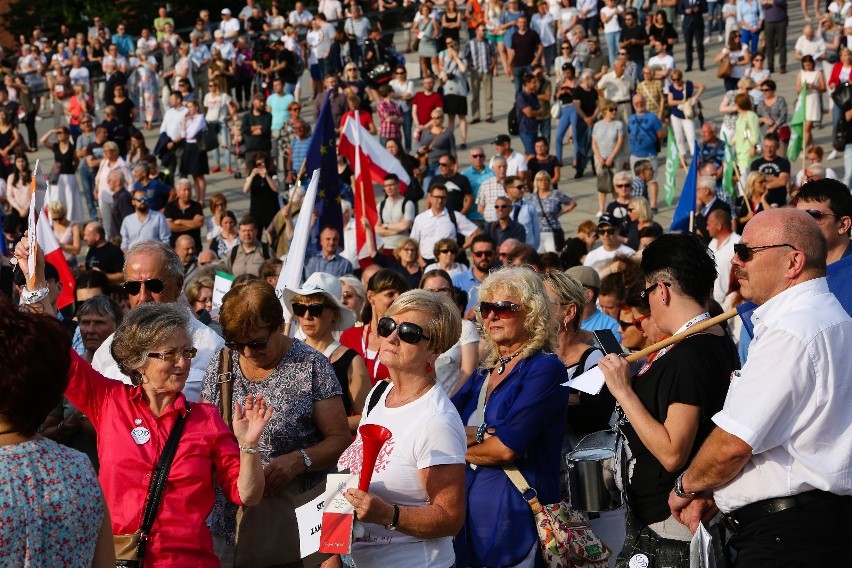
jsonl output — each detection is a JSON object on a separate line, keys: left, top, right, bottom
{"left": 1, "top": 1, "right": 852, "bottom": 568}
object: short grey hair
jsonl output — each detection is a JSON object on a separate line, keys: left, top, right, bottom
{"left": 133, "top": 163, "right": 149, "bottom": 176}
{"left": 76, "top": 295, "right": 124, "bottom": 328}
{"left": 125, "top": 240, "right": 184, "bottom": 282}
{"left": 613, "top": 170, "right": 633, "bottom": 185}
{"left": 176, "top": 177, "right": 192, "bottom": 188}
{"left": 491, "top": 155, "right": 507, "bottom": 166}
{"left": 110, "top": 303, "right": 189, "bottom": 385}
{"left": 698, "top": 176, "right": 717, "bottom": 193}
{"left": 385, "top": 289, "right": 461, "bottom": 354}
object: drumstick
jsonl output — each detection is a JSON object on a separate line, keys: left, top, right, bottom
{"left": 624, "top": 308, "right": 739, "bottom": 363}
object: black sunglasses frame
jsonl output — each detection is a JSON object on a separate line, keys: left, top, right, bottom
{"left": 479, "top": 301, "right": 522, "bottom": 319}
{"left": 376, "top": 317, "right": 431, "bottom": 344}
{"left": 733, "top": 243, "right": 797, "bottom": 262}
{"left": 123, "top": 278, "right": 169, "bottom": 296}
{"left": 291, "top": 302, "right": 328, "bottom": 318}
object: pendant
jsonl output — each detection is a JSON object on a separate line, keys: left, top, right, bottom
{"left": 131, "top": 426, "right": 151, "bottom": 445}
{"left": 497, "top": 362, "right": 506, "bottom": 374}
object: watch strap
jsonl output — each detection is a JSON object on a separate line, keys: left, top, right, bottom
{"left": 385, "top": 503, "right": 400, "bottom": 530}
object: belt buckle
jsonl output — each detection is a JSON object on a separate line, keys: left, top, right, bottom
{"left": 721, "top": 513, "right": 740, "bottom": 533}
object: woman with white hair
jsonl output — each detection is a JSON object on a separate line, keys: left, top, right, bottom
{"left": 452, "top": 267, "right": 570, "bottom": 567}
{"left": 606, "top": 170, "right": 634, "bottom": 223}
{"left": 339, "top": 276, "right": 367, "bottom": 325}
{"left": 621, "top": 196, "right": 662, "bottom": 250}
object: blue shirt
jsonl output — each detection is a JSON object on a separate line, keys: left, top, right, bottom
{"left": 135, "top": 179, "right": 172, "bottom": 211}
{"left": 581, "top": 308, "right": 622, "bottom": 342}
{"left": 303, "top": 253, "right": 353, "bottom": 280}
{"left": 628, "top": 112, "right": 663, "bottom": 158}
{"left": 266, "top": 93, "right": 295, "bottom": 131}
{"left": 511, "top": 199, "right": 541, "bottom": 251}
{"left": 291, "top": 137, "right": 312, "bottom": 175}
{"left": 111, "top": 33, "right": 135, "bottom": 57}
{"left": 736, "top": 0, "right": 764, "bottom": 27}
{"left": 451, "top": 351, "right": 569, "bottom": 567}
{"left": 461, "top": 165, "right": 495, "bottom": 224}
{"left": 515, "top": 90, "right": 540, "bottom": 134}
{"left": 119, "top": 210, "right": 172, "bottom": 250}
{"left": 453, "top": 269, "right": 485, "bottom": 314}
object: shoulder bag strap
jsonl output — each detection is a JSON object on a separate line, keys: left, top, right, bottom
{"left": 474, "top": 374, "right": 489, "bottom": 425}
{"left": 218, "top": 347, "right": 234, "bottom": 433}
{"left": 366, "top": 379, "right": 392, "bottom": 417}
{"left": 137, "top": 405, "right": 189, "bottom": 559}
{"left": 534, "top": 191, "right": 559, "bottom": 232}
{"left": 322, "top": 340, "right": 342, "bottom": 358}
{"left": 502, "top": 462, "right": 543, "bottom": 514}
{"left": 572, "top": 347, "right": 601, "bottom": 379}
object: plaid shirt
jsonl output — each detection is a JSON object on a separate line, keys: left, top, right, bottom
{"left": 475, "top": 177, "right": 508, "bottom": 222}
{"left": 377, "top": 99, "right": 402, "bottom": 140}
{"left": 631, "top": 178, "right": 648, "bottom": 199}
{"left": 464, "top": 37, "right": 495, "bottom": 73}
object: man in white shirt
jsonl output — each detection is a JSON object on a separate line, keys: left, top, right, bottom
{"left": 670, "top": 208, "right": 852, "bottom": 567}
{"left": 211, "top": 30, "right": 236, "bottom": 62}
{"left": 410, "top": 185, "right": 481, "bottom": 263}
{"left": 583, "top": 215, "right": 635, "bottom": 270}
{"left": 596, "top": 59, "right": 635, "bottom": 124}
{"left": 648, "top": 39, "right": 676, "bottom": 83}
{"left": 707, "top": 209, "right": 741, "bottom": 304}
{"left": 92, "top": 240, "right": 224, "bottom": 402}
{"left": 219, "top": 8, "right": 241, "bottom": 39}
{"left": 490, "top": 134, "right": 529, "bottom": 179}
{"left": 68, "top": 55, "right": 90, "bottom": 95}
{"left": 794, "top": 24, "right": 826, "bottom": 61}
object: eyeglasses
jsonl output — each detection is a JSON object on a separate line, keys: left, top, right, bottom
{"left": 494, "top": 204, "right": 511, "bottom": 209}
{"left": 472, "top": 250, "right": 494, "bottom": 257}
{"left": 614, "top": 183, "right": 631, "bottom": 188}
{"left": 226, "top": 330, "right": 274, "bottom": 352}
{"left": 618, "top": 51, "right": 627, "bottom": 56}
{"left": 123, "top": 278, "right": 170, "bottom": 295}
{"left": 513, "top": 184, "right": 527, "bottom": 190}
{"left": 471, "top": 154, "right": 485, "bottom": 158}
{"left": 606, "top": 108, "right": 617, "bottom": 113}
{"left": 803, "top": 209, "right": 839, "bottom": 222}
{"left": 479, "top": 301, "right": 522, "bottom": 319}
{"left": 639, "top": 281, "right": 671, "bottom": 300}
{"left": 632, "top": 312, "right": 651, "bottom": 331}
{"left": 147, "top": 347, "right": 197, "bottom": 362}
{"left": 438, "top": 249, "right": 455, "bottom": 254}
{"left": 439, "top": 162, "right": 451, "bottom": 167}
{"left": 431, "top": 194, "right": 447, "bottom": 200}
{"left": 134, "top": 196, "right": 149, "bottom": 202}
{"left": 597, "top": 228, "right": 616, "bottom": 236}
{"left": 733, "top": 243, "right": 798, "bottom": 262}
{"left": 291, "top": 302, "right": 328, "bottom": 318}
{"left": 377, "top": 316, "right": 431, "bottom": 344}
{"left": 431, "top": 114, "right": 442, "bottom": 119}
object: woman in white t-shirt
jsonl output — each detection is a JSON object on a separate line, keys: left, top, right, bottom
{"left": 336, "top": 290, "right": 467, "bottom": 568}
{"left": 420, "top": 270, "right": 480, "bottom": 395}
{"left": 600, "top": 0, "right": 623, "bottom": 66}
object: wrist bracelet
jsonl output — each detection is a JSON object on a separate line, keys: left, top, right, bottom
{"left": 21, "top": 286, "right": 49, "bottom": 305}
{"left": 475, "top": 422, "right": 488, "bottom": 444}
{"left": 239, "top": 445, "right": 259, "bottom": 454}
{"left": 674, "top": 472, "right": 697, "bottom": 499}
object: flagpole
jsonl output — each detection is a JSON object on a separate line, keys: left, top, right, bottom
{"left": 732, "top": 162, "right": 753, "bottom": 214}
{"left": 689, "top": 211, "right": 695, "bottom": 233}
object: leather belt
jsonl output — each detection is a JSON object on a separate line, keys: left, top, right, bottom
{"left": 614, "top": 100, "right": 631, "bottom": 104}
{"left": 721, "top": 490, "right": 834, "bottom": 533}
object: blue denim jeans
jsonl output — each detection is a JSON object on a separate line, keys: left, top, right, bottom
{"left": 844, "top": 143, "right": 852, "bottom": 187}
{"left": 79, "top": 165, "right": 98, "bottom": 220}
{"left": 555, "top": 105, "right": 578, "bottom": 164}
{"left": 519, "top": 129, "right": 537, "bottom": 155}
{"left": 402, "top": 108, "right": 413, "bottom": 152}
{"left": 512, "top": 65, "right": 532, "bottom": 94}
{"left": 209, "top": 121, "right": 232, "bottom": 169}
{"left": 705, "top": 1, "right": 723, "bottom": 36}
{"left": 741, "top": 28, "right": 760, "bottom": 54}
{"left": 605, "top": 31, "right": 621, "bottom": 67}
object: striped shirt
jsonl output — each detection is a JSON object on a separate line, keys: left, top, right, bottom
{"left": 464, "top": 38, "right": 496, "bottom": 73}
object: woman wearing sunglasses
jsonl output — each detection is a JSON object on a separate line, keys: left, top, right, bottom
{"left": 201, "top": 280, "right": 351, "bottom": 563}
{"left": 340, "top": 268, "right": 411, "bottom": 385}
{"left": 452, "top": 267, "right": 570, "bottom": 567}
{"left": 336, "top": 289, "right": 467, "bottom": 568}
{"left": 14, "top": 239, "right": 274, "bottom": 566}
{"left": 282, "top": 273, "right": 371, "bottom": 435}
{"left": 596, "top": 233, "right": 738, "bottom": 566}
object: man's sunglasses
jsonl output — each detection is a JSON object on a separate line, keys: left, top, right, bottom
{"left": 291, "top": 302, "right": 328, "bottom": 318}
{"left": 639, "top": 281, "right": 671, "bottom": 300}
{"left": 597, "top": 228, "right": 616, "bottom": 236}
{"left": 134, "top": 196, "right": 149, "bottom": 202}
{"left": 479, "top": 301, "right": 521, "bottom": 319}
{"left": 472, "top": 250, "right": 494, "bottom": 257}
{"left": 123, "top": 278, "right": 170, "bottom": 295}
{"left": 377, "top": 317, "right": 431, "bottom": 344}
{"left": 803, "top": 209, "right": 838, "bottom": 222}
{"left": 733, "top": 243, "right": 797, "bottom": 262}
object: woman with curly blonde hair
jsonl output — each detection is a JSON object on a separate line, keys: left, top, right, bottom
{"left": 451, "top": 266, "right": 569, "bottom": 567}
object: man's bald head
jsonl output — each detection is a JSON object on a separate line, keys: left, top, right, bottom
{"left": 749, "top": 209, "right": 827, "bottom": 273}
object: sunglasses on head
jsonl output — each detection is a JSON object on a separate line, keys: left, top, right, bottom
{"left": 123, "top": 278, "right": 169, "bottom": 295}
{"left": 377, "top": 316, "right": 431, "bottom": 344}
{"left": 291, "top": 302, "right": 328, "bottom": 318}
{"left": 479, "top": 301, "right": 521, "bottom": 319}
{"left": 733, "top": 243, "right": 797, "bottom": 262}
{"left": 226, "top": 330, "right": 273, "bottom": 352}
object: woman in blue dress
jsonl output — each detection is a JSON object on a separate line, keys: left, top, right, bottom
{"left": 452, "top": 267, "right": 569, "bottom": 567}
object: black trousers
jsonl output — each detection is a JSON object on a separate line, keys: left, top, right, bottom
{"left": 682, "top": 15, "right": 705, "bottom": 69}
{"left": 728, "top": 493, "right": 852, "bottom": 568}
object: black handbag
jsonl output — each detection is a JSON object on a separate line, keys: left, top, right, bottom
{"left": 833, "top": 120, "right": 847, "bottom": 152}
{"left": 114, "top": 405, "right": 189, "bottom": 567}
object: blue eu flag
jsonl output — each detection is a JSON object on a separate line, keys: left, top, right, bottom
{"left": 304, "top": 91, "right": 344, "bottom": 244}
{"left": 670, "top": 141, "right": 699, "bottom": 233}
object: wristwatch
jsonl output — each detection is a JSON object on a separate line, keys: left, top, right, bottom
{"left": 300, "top": 448, "right": 312, "bottom": 471}
{"left": 674, "top": 472, "right": 698, "bottom": 499}
{"left": 385, "top": 504, "right": 400, "bottom": 531}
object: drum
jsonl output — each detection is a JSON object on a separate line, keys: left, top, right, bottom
{"left": 565, "top": 431, "right": 621, "bottom": 513}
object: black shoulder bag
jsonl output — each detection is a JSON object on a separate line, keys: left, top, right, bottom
{"left": 114, "top": 405, "right": 190, "bottom": 567}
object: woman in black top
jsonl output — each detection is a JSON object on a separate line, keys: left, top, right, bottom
{"left": 111, "top": 84, "right": 137, "bottom": 135}
{"left": 647, "top": 10, "right": 678, "bottom": 55}
{"left": 242, "top": 152, "right": 280, "bottom": 233}
{"left": 598, "top": 233, "right": 738, "bottom": 567}
{"left": 572, "top": 69, "right": 599, "bottom": 178}
{"left": 527, "top": 136, "right": 561, "bottom": 188}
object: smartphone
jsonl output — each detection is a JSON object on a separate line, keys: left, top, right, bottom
{"left": 594, "top": 329, "right": 624, "bottom": 356}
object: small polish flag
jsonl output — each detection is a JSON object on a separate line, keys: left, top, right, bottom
{"left": 36, "top": 205, "right": 76, "bottom": 309}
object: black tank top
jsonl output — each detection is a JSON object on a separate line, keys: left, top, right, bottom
{"left": 331, "top": 348, "right": 358, "bottom": 415}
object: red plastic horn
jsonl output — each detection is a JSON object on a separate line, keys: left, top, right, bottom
{"left": 358, "top": 424, "right": 392, "bottom": 492}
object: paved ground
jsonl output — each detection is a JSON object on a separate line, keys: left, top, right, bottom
{"left": 27, "top": 6, "right": 826, "bottom": 249}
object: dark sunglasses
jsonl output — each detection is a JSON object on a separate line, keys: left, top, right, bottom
{"left": 472, "top": 250, "right": 494, "bottom": 257}
{"left": 134, "top": 196, "right": 149, "bottom": 202}
{"left": 123, "top": 278, "right": 169, "bottom": 295}
{"left": 614, "top": 183, "right": 631, "bottom": 188}
{"left": 733, "top": 243, "right": 797, "bottom": 262}
{"left": 226, "top": 330, "right": 273, "bottom": 352}
{"left": 377, "top": 316, "right": 431, "bottom": 344}
{"left": 639, "top": 281, "right": 671, "bottom": 300}
{"left": 479, "top": 301, "right": 521, "bottom": 319}
{"left": 803, "top": 209, "right": 838, "bottom": 222}
{"left": 471, "top": 153, "right": 485, "bottom": 158}
{"left": 291, "top": 302, "right": 328, "bottom": 318}
{"left": 494, "top": 204, "right": 511, "bottom": 209}
{"left": 597, "top": 228, "right": 616, "bottom": 236}
{"left": 438, "top": 249, "right": 455, "bottom": 254}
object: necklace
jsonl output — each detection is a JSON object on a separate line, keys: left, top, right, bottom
{"left": 497, "top": 349, "right": 523, "bottom": 374}
{"left": 390, "top": 381, "right": 433, "bottom": 407}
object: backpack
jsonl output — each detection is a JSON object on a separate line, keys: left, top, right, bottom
{"left": 229, "top": 241, "right": 272, "bottom": 266}
{"left": 378, "top": 196, "right": 414, "bottom": 225}
{"left": 508, "top": 103, "right": 520, "bottom": 136}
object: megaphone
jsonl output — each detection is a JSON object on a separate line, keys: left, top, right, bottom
{"left": 358, "top": 424, "right": 392, "bottom": 492}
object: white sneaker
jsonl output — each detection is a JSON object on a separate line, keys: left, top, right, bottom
{"left": 704, "top": 36, "right": 710, "bottom": 44}
{"left": 718, "top": 35, "right": 724, "bottom": 43}
{"left": 828, "top": 150, "right": 838, "bottom": 160}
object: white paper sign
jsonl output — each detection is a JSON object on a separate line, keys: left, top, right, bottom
{"left": 688, "top": 522, "right": 715, "bottom": 568}
{"left": 295, "top": 472, "right": 358, "bottom": 558}
{"left": 564, "top": 366, "right": 606, "bottom": 395}
{"left": 211, "top": 271, "right": 235, "bottom": 318}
